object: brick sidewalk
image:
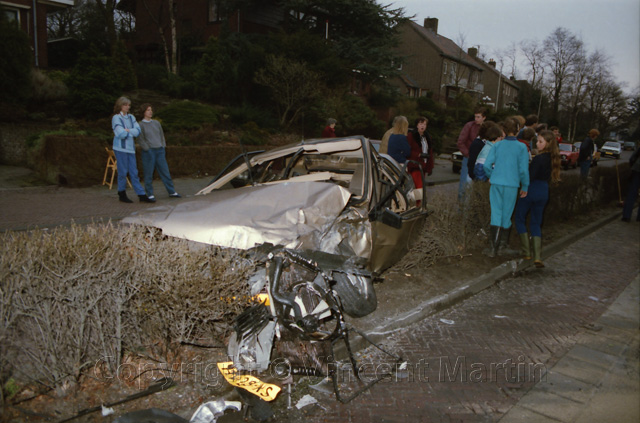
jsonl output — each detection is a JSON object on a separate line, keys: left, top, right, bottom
{"left": 276, "top": 219, "right": 639, "bottom": 422}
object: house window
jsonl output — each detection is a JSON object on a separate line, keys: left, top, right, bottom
{"left": 208, "top": 0, "right": 222, "bottom": 22}
{"left": 443, "top": 62, "right": 447, "bottom": 74}
{"left": 2, "top": 8, "right": 19, "bottom": 25}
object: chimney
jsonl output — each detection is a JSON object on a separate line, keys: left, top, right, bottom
{"left": 488, "top": 59, "right": 496, "bottom": 68}
{"left": 467, "top": 47, "right": 478, "bottom": 58}
{"left": 424, "top": 17, "right": 438, "bottom": 34}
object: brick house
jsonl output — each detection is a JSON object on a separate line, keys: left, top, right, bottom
{"left": 118, "top": 0, "right": 287, "bottom": 63}
{"left": 467, "top": 48, "right": 519, "bottom": 110}
{"left": 1, "top": 0, "right": 73, "bottom": 67}
{"left": 393, "top": 18, "right": 484, "bottom": 105}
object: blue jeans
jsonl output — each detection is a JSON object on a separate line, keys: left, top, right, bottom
{"left": 114, "top": 150, "right": 145, "bottom": 194}
{"left": 458, "top": 156, "right": 471, "bottom": 202}
{"left": 579, "top": 160, "right": 591, "bottom": 178}
{"left": 141, "top": 147, "right": 176, "bottom": 196}
{"left": 515, "top": 180, "right": 549, "bottom": 237}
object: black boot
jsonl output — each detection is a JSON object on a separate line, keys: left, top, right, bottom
{"left": 498, "top": 227, "right": 520, "bottom": 256}
{"left": 139, "top": 194, "right": 155, "bottom": 203}
{"left": 118, "top": 190, "right": 133, "bottom": 203}
{"left": 483, "top": 226, "right": 501, "bottom": 258}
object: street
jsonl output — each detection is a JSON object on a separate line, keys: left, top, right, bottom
{"left": 280, "top": 216, "right": 639, "bottom": 422}
{"left": 427, "top": 149, "right": 634, "bottom": 186}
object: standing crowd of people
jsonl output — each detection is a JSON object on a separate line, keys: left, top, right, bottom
{"left": 380, "top": 108, "right": 615, "bottom": 268}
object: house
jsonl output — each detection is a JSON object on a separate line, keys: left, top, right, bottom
{"left": 118, "top": 0, "right": 287, "bottom": 63}
{"left": 0, "top": 0, "right": 74, "bottom": 67}
{"left": 393, "top": 18, "right": 484, "bottom": 105}
{"left": 467, "top": 48, "right": 519, "bottom": 110}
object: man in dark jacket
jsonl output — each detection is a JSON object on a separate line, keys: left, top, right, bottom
{"left": 578, "top": 129, "right": 599, "bottom": 178}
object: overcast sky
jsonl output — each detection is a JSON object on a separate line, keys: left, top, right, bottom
{"left": 390, "top": 0, "right": 640, "bottom": 92}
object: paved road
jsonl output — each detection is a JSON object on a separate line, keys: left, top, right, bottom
{"left": 279, "top": 218, "right": 639, "bottom": 422}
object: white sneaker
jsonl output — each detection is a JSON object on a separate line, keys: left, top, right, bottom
{"left": 169, "top": 192, "right": 181, "bottom": 198}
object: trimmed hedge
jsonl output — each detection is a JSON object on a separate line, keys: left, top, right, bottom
{"left": 27, "top": 135, "right": 266, "bottom": 187}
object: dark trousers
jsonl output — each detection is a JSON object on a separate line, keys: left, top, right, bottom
{"left": 622, "top": 171, "right": 640, "bottom": 221}
{"left": 515, "top": 180, "right": 549, "bottom": 237}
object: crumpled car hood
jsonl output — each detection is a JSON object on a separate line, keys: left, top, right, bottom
{"left": 122, "top": 181, "right": 353, "bottom": 251}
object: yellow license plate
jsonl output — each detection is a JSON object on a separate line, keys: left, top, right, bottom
{"left": 217, "top": 361, "right": 281, "bottom": 401}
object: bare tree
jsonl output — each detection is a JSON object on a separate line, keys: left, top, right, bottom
{"left": 563, "top": 45, "right": 589, "bottom": 140}
{"left": 141, "top": 0, "right": 178, "bottom": 74}
{"left": 254, "top": 55, "right": 322, "bottom": 129}
{"left": 520, "top": 39, "right": 545, "bottom": 88}
{"left": 47, "top": 3, "right": 83, "bottom": 39}
{"left": 503, "top": 42, "right": 518, "bottom": 79}
{"left": 543, "top": 27, "right": 584, "bottom": 122}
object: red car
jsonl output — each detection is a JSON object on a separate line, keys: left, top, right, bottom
{"left": 559, "top": 143, "right": 578, "bottom": 169}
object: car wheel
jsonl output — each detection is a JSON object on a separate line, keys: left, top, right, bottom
{"left": 332, "top": 272, "right": 377, "bottom": 318}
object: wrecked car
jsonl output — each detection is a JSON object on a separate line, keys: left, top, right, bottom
{"left": 124, "top": 136, "right": 427, "bottom": 274}
{"left": 123, "top": 136, "right": 428, "bottom": 401}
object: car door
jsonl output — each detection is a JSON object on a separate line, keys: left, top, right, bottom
{"left": 367, "top": 155, "right": 428, "bottom": 273}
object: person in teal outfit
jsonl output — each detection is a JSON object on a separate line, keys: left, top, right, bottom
{"left": 111, "top": 96, "right": 153, "bottom": 203}
{"left": 483, "top": 117, "right": 530, "bottom": 257}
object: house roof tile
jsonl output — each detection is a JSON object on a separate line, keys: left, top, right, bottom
{"left": 408, "top": 21, "right": 483, "bottom": 71}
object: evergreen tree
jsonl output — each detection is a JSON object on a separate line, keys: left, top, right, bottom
{"left": 0, "top": 18, "right": 32, "bottom": 104}
{"left": 67, "top": 45, "right": 121, "bottom": 119}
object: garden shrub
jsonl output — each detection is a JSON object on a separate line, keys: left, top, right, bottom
{"left": 0, "top": 223, "right": 254, "bottom": 393}
{"left": 112, "top": 40, "right": 138, "bottom": 92}
{"left": 135, "top": 63, "right": 169, "bottom": 91}
{"left": 226, "top": 103, "right": 278, "bottom": 130}
{"left": 335, "top": 94, "right": 386, "bottom": 138}
{"left": 66, "top": 46, "right": 121, "bottom": 120}
{"left": 154, "top": 100, "right": 219, "bottom": 132}
{"left": 240, "top": 121, "right": 270, "bottom": 145}
{"left": 30, "top": 69, "right": 68, "bottom": 102}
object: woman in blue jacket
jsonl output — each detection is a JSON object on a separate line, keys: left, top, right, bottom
{"left": 111, "top": 97, "right": 153, "bottom": 203}
{"left": 483, "top": 117, "right": 530, "bottom": 257}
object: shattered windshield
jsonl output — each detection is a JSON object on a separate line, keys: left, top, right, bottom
{"left": 202, "top": 142, "right": 368, "bottom": 201}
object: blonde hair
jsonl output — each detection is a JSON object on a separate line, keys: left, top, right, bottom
{"left": 539, "top": 130, "right": 561, "bottom": 184}
{"left": 113, "top": 96, "right": 131, "bottom": 115}
{"left": 392, "top": 116, "right": 409, "bottom": 135}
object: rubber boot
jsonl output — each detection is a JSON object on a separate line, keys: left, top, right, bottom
{"left": 483, "top": 226, "right": 501, "bottom": 258}
{"left": 118, "top": 190, "right": 133, "bottom": 203}
{"left": 532, "top": 236, "right": 544, "bottom": 268}
{"left": 498, "top": 227, "right": 520, "bottom": 256}
{"left": 519, "top": 233, "right": 531, "bottom": 260}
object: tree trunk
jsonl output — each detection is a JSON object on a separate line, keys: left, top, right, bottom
{"left": 170, "top": 1, "right": 178, "bottom": 74}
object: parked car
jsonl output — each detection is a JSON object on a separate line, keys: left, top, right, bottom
{"left": 623, "top": 141, "right": 636, "bottom": 151}
{"left": 600, "top": 141, "right": 622, "bottom": 159}
{"left": 452, "top": 150, "right": 463, "bottom": 173}
{"left": 559, "top": 143, "right": 578, "bottom": 169}
{"left": 573, "top": 142, "right": 599, "bottom": 166}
